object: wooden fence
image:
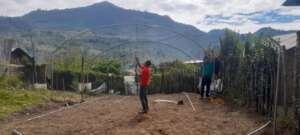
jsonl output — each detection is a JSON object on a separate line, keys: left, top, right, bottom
{"left": 220, "top": 32, "right": 300, "bottom": 134}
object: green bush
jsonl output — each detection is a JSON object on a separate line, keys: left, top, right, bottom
{"left": 0, "top": 89, "right": 80, "bottom": 119}
{"left": 0, "top": 75, "right": 24, "bottom": 90}
{"left": 278, "top": 114, "right": 295, "bottom": 129}
{"left": 147, "top": 60, "right": 199, "bottom": 94}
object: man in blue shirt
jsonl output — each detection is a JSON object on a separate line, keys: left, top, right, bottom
{"left": 200, "top": 57, "right": 214, "bottom": 98}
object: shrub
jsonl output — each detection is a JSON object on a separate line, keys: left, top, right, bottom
{"left": 0, "top": 75, "right": 24, "bottom": 90}
{"left": 278, "top": 114, "right": 295, "bottom": 129}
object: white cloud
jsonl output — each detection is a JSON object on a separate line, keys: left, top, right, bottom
{"left": 0, "top": 0, "right": 299, "bottom": 33}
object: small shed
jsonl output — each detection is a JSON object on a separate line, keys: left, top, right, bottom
{"left": 8, "top": 48, "right": 47, "bottom": 85}
{"left": 8, "top": 48, "right": 34, "bottom": 81}
{"left": 10, "top": 48, "right": 34, "bottom": 66}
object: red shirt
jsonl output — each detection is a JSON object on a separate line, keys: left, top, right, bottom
{"left": 140, "top": 65, "right": 151, "bottom": 86}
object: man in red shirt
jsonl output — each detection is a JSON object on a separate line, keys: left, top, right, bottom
{"left": 136, "top": 56, "right": 152, "bottom": 113}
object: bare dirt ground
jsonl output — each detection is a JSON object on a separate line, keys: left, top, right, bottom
{"left": 1, "top": 93, "right": 267, "bottom": 135}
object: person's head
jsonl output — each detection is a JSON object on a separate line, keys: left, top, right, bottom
{"left": 144, "top": 60, "right": 152, "bottom": 67}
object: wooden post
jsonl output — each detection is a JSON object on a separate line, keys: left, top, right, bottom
{"left": 160, "top": 68, "right": 164, "bottom": 93}
{"left": 296, "top": 31, "right": 300, "bottom": 97}
{"left": 63, "top": 78, "right": 66, "bottom": 103}
{"left": 56, "top": 75, "right": 58, "bottom": 90}
{"left": 80, "top": 56, "right": 85, "bottom": 102}
{"left": 44, "top": 65, "right": 47, "bottom": 84}
{"left": 135, "top": 60, "right": 139, "bottom": 95}
{"left": 296, "top": 31, "right": 300, "bottom": 135}
{"left": 193, "top": 68, "right": 196, "bottom": 93}
{"left": 51, "top": 57, "right": 54, "bottom": 90}
{"left": 63, "top": 78, "right": 65, "bottom": 91}
{"left": 282, "top": 46, "right": 287, "bottom": 115}
{"left": 31, "top": 36, "right": 37, "bottom": 85}
{"left": 86, "top": 73, "right": 89, "bottom": 83}
{"left": 7, "top": 40, "right": 12, "bottom": 76}
{"left": 273, "top": 46, "right": 281, "bottom": 135}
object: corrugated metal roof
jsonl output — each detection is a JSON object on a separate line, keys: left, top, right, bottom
{"left": 273, "top": 33, "right": 297, "bottom": 50}
{"left": 11, "top": 48, "right": 33, "bottom": 57}
{"left": 283, "top": 0, "right": 300, "bottom": 6}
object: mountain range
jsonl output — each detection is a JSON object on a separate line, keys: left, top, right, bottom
{"left": 0, "top": 1, "right": 296, "bottom": 64}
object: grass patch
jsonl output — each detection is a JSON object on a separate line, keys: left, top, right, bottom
{"left": 278, "top": 114, "right": 295, "bottom": 129}
{"left": 0, "top": 88, "right": 80, "bottom": 119}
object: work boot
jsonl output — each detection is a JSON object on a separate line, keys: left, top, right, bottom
{"left": 139, "top": 109, "right": 147, "bottom": 114}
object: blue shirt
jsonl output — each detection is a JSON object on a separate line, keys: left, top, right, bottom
{"left": 201, "top": 63, "right": 214, "bottom": 79}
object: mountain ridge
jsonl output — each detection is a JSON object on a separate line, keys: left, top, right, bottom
{"left": 1, "top": 1, "right": 292, "bottom": 35}
{"left": 0, "top": 1, "right": 296, "bottom": 64}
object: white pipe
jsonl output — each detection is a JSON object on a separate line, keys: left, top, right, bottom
{"left": 154, "top": 99, "right": 178, "bottom": 104}
{"left": 247, "top": 121, "right": 271, "bottom": 135}
{"left": 184, "top": 93, "right": 196, "bottom": 112}
{"left": 22, "top": 96, "right": 109, "bottom": 123}
{"left": 12, "top": 129, "right": 23, "bottom": 135}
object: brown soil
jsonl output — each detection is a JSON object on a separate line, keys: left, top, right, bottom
{"left": 1, "top": 93, "right": 267, "bottom": 135}
{"left": 0, "top": 102, "right": 67, "bottom": 134}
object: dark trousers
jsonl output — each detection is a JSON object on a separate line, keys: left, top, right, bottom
{"left": 139, "top": 86, "right": 149, "bottom": 112}
{"left": 200, "top": 76, "right": 212, "bottom": 97}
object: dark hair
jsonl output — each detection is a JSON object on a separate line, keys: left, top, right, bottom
{"left": 145, "top": 60, "right": 151, "bottom": 67}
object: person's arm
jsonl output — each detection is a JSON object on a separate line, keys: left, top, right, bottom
{"left": 135, "top": 55, "right": 142, "bottom": 68}
{"left": 147, "top": 69, "right": 152, "bottom": 86}
{"left": 147, "top": 77, "right": 152, "bottom": 86}
{"left": 199, "top": 64, "right": 203, "bottom": 77}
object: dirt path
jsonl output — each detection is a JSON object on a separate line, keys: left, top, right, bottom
{"left": 1, "top": 93, "right": 266, "bottom": 135}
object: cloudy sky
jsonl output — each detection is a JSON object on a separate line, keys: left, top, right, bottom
{"left": 0, "top": 0, "right": 299, "bottom": 33}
